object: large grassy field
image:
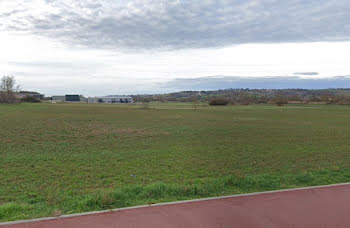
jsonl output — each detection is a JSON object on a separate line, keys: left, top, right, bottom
{"left": 1, "top": 103, "right": 350, "bottom": 222}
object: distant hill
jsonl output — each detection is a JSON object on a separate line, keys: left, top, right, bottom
{"left": 132, "top": 88, "right": 350, "bottom": 104}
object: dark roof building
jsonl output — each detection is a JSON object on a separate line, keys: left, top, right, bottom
{"left": 65, "top": 95, "right": 80, "bottom": 102}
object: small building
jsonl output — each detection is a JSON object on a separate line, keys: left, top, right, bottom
{"left": 87, "top": 97, "right": 98, "bottom": 103}
{"left": 94, "top": 96, "right": 134, "bottom": 104}
{"left": 80, "top": 97, "right": 88, "bottom": 103}
{"left": 52, "top": 96, "right": 66, "bottom": 102}
{"left": 65, "top": 95, "right": 80, "bottom": 102}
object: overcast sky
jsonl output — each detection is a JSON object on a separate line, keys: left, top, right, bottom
{"left": 1, "top": 0, "right": 350, "bottom": 95}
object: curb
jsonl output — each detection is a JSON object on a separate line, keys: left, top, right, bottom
{"left": 1, "top": 182, "right": 350, "bottom": 226}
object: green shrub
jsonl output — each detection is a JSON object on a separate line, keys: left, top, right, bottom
{"left": 295, "top": 173, "right": 315, "bottom": 184}
{"left": 209, "top": 98, "right": 229, "bottom": 106}
{"left": 21, "top": 96, "right": 41, "bottom": 103}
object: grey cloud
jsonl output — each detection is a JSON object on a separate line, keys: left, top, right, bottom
{"left": 163, "top": 76, "right": 350, "bottom": 90}
{"left": 1, "top": 0, "right": 350, "bottom": 49}
{"left": 17, "top": 74, "right": 350, "bottom": 96}
{"left": 293, "top": 72, "right": 319, "bottom": 76}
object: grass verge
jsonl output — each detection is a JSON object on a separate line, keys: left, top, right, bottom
{"left": 1, "top": 168, "right": 350, "bottom": 222}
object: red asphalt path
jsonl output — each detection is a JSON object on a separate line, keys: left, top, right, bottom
{"left": 2, "top": 184, "right": 350, "bottom": 228}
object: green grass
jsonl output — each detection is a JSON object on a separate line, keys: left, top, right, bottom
{"left": 1, "top": 103, "right": 350, "bottom": 222}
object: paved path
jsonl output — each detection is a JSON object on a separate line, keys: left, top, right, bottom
{"left": 2, "top": 184, "right": 350, "bottom": 228}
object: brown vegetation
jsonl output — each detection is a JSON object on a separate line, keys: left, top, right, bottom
{"left": 21, "top": 96, "right": 41, "bottom": 103}
{"left": 0, "top": 76, "right": 20, "bottom": 103}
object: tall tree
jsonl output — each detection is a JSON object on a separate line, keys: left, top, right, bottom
{"left": 0, "top": 76, "right": 21, "bottom": 103}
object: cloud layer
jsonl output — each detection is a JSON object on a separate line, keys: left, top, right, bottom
{"left": 164, "top": 76, "right": 350, "bottom": 90}
{"left": 293, "top": 72, "right": 319, "bottom": 76}
{"left": 1, "top": 0, "right": 350, "bottom": 49}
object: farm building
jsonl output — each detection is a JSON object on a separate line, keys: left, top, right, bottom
{"left": 93, "top": 96, "right": 134, "bottom": 104}
{"left": 51, "top": 95, "right": 81, "bottom": 102}
{"left": 51, "top": 96, "right": 66, "bottom": 102}
{"left": 87, "top": 97, "right": 98, "bottom": 103}
{"left": 65, "top": 95, "right": 81, "bottom": 102}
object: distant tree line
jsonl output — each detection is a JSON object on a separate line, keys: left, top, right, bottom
{"left": 3, "top": 75, "right": 350, "bottom": 106}
{"left": 132, "top": 88, "right": 350, "bottom": 106}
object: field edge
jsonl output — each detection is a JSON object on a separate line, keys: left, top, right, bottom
{"left": 1, "top": 168, "right": 350, "bottom": 223}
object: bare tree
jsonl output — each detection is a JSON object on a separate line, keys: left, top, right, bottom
{"left": 141, "top": 98, "right": 150, "bottom": 109}
{"left": 272, "top": 95, "right": 288, "bottom": 106}
{"left": 0, "top": 76, "right": 21, "bottom": 103}
{"left": 191, "top": 95, "right": 200, "bottom": 110}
